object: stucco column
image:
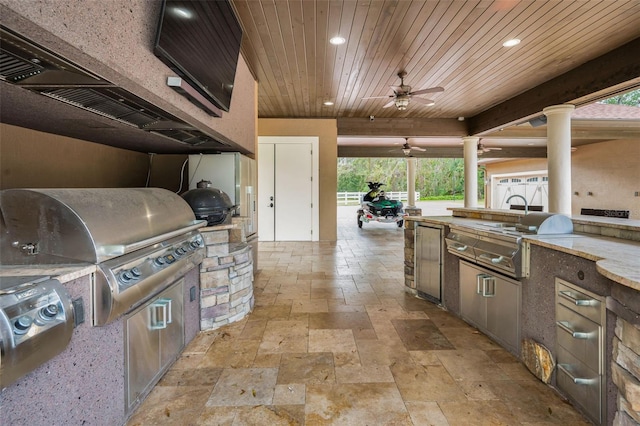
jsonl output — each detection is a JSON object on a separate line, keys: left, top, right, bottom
{"left": 406, "top": 157, "right": 417, "bottom": 207}
{"left": 543, "top": 104, "right": 575, "bottom": 215}
{"left": 463, "top": 136, "right": 479, "bottom": 208}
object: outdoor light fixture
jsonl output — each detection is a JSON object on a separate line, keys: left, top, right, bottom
{"left": 402, "top": 147, "right": 412, "bottom": 156}
{"left": 394, "top": 96, "right": 409, "bottom": 110}
{"left": 503, "top": 38, "right": 521, "bottom": 47}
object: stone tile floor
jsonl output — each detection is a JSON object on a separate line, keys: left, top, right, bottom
{"left": 127, "top": 211, "right": 591, "bottom": 425}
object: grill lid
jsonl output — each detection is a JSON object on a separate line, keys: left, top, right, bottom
{"left": 0, "top": 188, "right": 204, "bottom": 264}
{"left": 516, "top": 212, "right": 573, "bottom": 234}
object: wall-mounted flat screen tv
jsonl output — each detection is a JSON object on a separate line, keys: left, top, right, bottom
{"left": 154, "top": 0, "right": 243, "bottom": 112}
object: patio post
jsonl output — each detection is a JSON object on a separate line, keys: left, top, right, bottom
{"left": 463, "top": 136, "right": 480, "bottom": 208}
{"left": 543, "top": 104, "right": 575, "bottom": 215}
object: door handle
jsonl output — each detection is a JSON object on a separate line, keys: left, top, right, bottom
{"left": 149, "top": 298, "right": 172, "bottom": 330}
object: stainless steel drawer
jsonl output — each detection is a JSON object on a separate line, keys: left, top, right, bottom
{"left": 556, "top": 345, "right": 602, "bottom": 425}
{"left": 556, "top": 279, "right": 603, "bottom": 324}
{"left": 556, "top": 303, "right": 602, "bottom": 373}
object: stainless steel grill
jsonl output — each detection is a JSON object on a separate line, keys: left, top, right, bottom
{"left": 0, "top": 188, "right": 206, "bottom": 325}
{"left": 0, "top": 276, "right": 75, "bottom": 389}
{"left": 446, "top": 213, "right": 574, "bottom": 279}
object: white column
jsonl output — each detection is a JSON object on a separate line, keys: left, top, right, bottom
{"left": 543, "top": 104, "right": 575, "bottom": 215}
{"left": 407, "top": 157, "right": 417, "bottom": 207}
{"left": 463, "top": 136, "right": 479, "bottom": 208}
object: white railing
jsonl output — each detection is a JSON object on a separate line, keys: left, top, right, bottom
{"left": 337, "top": 191, "right": 420, "bottom": 205}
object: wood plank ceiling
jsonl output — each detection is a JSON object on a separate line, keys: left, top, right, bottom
{"left": 231, "top": 0, "right": 640, "bottom": 158}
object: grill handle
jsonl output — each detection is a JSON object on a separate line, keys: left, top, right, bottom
{"left": 98, "top": 220, "right": 207, "bottom": 257}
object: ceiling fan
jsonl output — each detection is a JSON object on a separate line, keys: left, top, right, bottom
{"left": 391, "top": 138, "right": 426, "bottom": 156}
{"left": 363, "top": 71, "right": 444, "bottom": 111}
{"left": 477, "top": 143, "right": 502, "bottom": 156}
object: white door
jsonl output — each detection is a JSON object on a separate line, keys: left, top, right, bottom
{"left": 258, "top": 141, "right": 314, "bottom": 241}
{"left": 258, "top": 144, "right": 275, "bottom": 241}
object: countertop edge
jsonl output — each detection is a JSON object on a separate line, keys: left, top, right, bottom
{"left": 0, "top": 264, "right": 96, "bottom": 282}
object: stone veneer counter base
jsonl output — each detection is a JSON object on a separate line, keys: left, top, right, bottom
{"left": 199, "top": 225, "right": 255, "bottom": 330}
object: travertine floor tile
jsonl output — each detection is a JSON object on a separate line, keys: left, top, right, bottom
{"left": 207, "top": 368, "right": 278, "bottom": 406}
{"left": 305, "top": 383, "right": 412, "bottom": 425}
{"left": 277, "top": 352, "right": 335, "bottom": 385}
{"left": 128, "top": 216, "right": 591, "bottom": 426}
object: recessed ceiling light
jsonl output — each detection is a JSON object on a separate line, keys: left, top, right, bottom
{"left": 323, "top": 101, "right": 334, "bottom": 106}
{"left": 330, "top": 36, "right": 346, "bottom": 45}
{"left": 503, "top": 38, "right": 521, "bottom": 47}
{"left": 171, "top": 7, "right": 193, "bottom": 19}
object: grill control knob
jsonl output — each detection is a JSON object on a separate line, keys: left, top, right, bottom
{"left": 153, "top": 257, "right": 166, "bottom": 267}
{"left": 130, "top": 267, "right": 142, "bottom": 278}
{"left": 119, "top": 270, "right": 133, "bottom": 283}
{"left": 40, "top": 304, "right": 59, "bottom": 320}
{"left": 175, "top": 247, "right": 186, "bottom": 256}
{"left": 14, "top": 316, "right": 33, "bottom": 334}
{"left": 190, "top": 241, "right": 200, "bottom": 249}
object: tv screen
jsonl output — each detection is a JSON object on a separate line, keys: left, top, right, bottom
{"left": 154, "top": 0, "right": 243, "bottom": 112}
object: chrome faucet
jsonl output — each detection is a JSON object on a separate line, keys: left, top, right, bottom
{"left": 506, "top": 194, "right": 528, "bottom": 214}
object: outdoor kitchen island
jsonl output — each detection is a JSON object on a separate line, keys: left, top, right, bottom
{"left": 405, "top": 209, "right": 640, "bottom": 425}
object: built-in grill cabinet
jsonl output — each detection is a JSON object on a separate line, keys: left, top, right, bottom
{"left": 459, "top": 260, "right": 521, "bottom": 354}
{"left": 555, "top": 278, "right": 606, "bottom": 425}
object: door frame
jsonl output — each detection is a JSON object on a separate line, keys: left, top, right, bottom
{"left": 258, "top": 136, "right": 320, "bottom": 241}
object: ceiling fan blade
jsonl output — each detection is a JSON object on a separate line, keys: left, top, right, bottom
{"left": 409, "top": 86, "right": 445, "bottom": 96}
{"left": 382, "top": 100, "right": 396, "bottom": 108}
{"left": 412, "top": 97, "right": 435, "bottom": 106}
{"left": 362, "top": 95, "right": 393, "bottom": 100}
{"left": 411, "top": 146, "right": 426, "bottom": 152}
{"left": 390, "top": 85, "right": 403, "bottom": 93}
{"left": 487, "top": 147, "right": 503, "bottom": 151}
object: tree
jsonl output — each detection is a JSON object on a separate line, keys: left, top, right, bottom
{"left": 337, "top": 157, "right": 482, "bottom": 199}
{"left": 599, "top": 89, "right": 640, "bottom": 107}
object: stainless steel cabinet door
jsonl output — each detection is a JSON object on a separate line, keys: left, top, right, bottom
{"left": 125, "top": 280, "right": 185, "bottom": 412}
{"left": 415, "top": 225, "right": 442, "bottom": 300}
{"left": 459, "top": 261, "right": 486, "bottom": 328}
{"left": 159, "top": 280, "right": 184, "bottom": 369}
{"left": 126, "top": 301, "right": 160, "bottom": 408}
{"left": 486, "top": 275, "right": 520, "bottom": 353}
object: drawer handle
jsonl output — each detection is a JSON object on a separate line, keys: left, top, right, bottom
{"left": 556, "top": 321, "right": 592, "bottom": 339}
{"left": 559, "top": 290, "right": 597, "bottom": 306}
{"left": 479, "top": 254, "right": 505, "bottom": 264}
{"left": 557, "top": 364, "right": 597, "bottom": 385}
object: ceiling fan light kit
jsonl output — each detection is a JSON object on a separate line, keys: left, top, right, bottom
{"left": 395, "top": 97, "right": 410, "bottom": 111}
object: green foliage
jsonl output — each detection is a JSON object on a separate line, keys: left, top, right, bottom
{"left": 600, "top": 89, "right": 640, "bottom": 107}
{"left": 337, "top": 158, "right": 485, "bottom": 199}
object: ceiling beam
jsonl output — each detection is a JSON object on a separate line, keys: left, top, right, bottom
{"left": 337, "top": 117, "right": 467, "bottom": 137}
{"left": 468, "top": 37, "right": 640, "bottom": 136}
{"left": 338, "top": 146, "right": 547, "bottom": 158}
{"left": 484, "top": 124, "right": 640, "bottom": 141}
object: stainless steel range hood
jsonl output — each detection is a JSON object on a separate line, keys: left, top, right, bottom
{"left": 0, "top": 26, "right": 229, "bottom": 152}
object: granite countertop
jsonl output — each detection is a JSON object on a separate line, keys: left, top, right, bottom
{"left": 0, "top": 264, "right": 96, "bottom": 283}
{"left": 406, "top": 214, "right": 640, "bottom": 291}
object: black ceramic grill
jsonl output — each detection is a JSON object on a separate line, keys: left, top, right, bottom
{"left": 181, "top": 187, "right": 235, "bottom": 226}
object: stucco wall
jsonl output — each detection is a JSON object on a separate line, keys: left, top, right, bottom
{"left": 0, "top": 123, "right": 185, "bottom": 190}
{"left": 484, "top": 139, "right": 640, "bottom": 219}
{"left": 258, "top": 119, "right": 338, "bottom": 241}
{"left": 0, "top": 0, "right": 257, "bottom": 153}
{"left": 571, "top": 139, "right": 640, "bottom": 219}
